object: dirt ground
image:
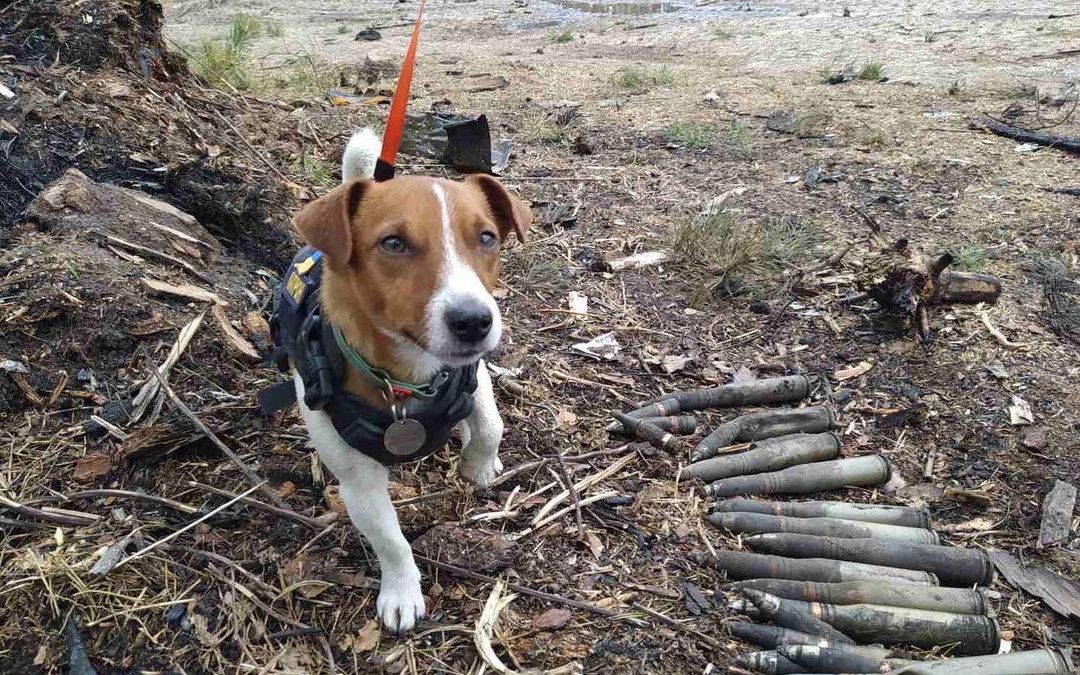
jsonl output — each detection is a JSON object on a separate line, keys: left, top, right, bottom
{"left": 2, "top": 0, "right": 1080, "bottom": 673}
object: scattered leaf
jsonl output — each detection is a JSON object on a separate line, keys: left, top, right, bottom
{"left": 533, "top": 608, "right": 573, "bottom": 630}
{"left": 583, "top": 529, "right": 604, "bottom": 558}
{"left": 732, "top": 365, "right": 756, "bottom": 383}
{"left": 662, "top": 354, "right": 692, "bottom": 374}
{"left": 571, "top": 332, "right": 621, "bottom": 361}
{"left": 556, "top": 408, "right": 579, "bottom": 429}
{"left": 1021, "top": 425, "right": 1048, "bottom": 450}
{"left": 567, "top": 291, "right": 589, "bottom": 317}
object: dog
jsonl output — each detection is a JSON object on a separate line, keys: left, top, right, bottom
{"left": 284, "top": 129, "right": 530, "bottom": 632}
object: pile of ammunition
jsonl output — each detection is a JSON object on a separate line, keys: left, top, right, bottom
{"left": 706, "top": 499, "right": 1073, "bottom": 673}
{"left": 613, "top": 374, "right": 893, "bottom": 498}
{"left": 613, "top": 375, "right": 1075, "bottom": 673}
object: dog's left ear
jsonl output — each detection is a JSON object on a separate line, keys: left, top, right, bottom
{"left": 465, "top": 174, "right": 531, "bottom": 243}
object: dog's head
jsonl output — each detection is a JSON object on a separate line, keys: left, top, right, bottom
{"left": 293, "top": 174, "right": 530, "bottom": 373}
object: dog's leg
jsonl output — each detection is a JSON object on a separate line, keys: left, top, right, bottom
{"left": 295, "top": 374, "right": 425, "bottom": 632}
{"left": 459, "top": 360, "right": 504, "bottom": 487}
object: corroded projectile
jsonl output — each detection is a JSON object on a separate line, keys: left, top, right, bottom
{"left": 742, "top": 589, "right": 855, "bottom": 645}
{"left": 645, "top": 374, "right": 815, "bottom": 411}
{"left": 699, "top": 550, "right": 938, "bottom": 585}
{"left": 692, "top": 405, "right": 836, "bottom": 461}
{"left": 712, "top": 499, "right": 931, "bottom": 529}
{"left": 726, "top": 579, "right": 987, "bottom": 615}
{"left": 735, "top": 650, "right": 808, "bottom": 674}
{"left": 883, "top": 648, "right": 1074, "bottom": 674}
{"left": 726, "top": 622, "right": 892, "bottom": 660}
{"left": 687, "top": 433, "right": 841, "bottom": 482}
{"left": 758, "top": 600, "right": 1000, "bottom": 656}
{"left": 744, "top": 533, "right": 995, "bottom": 588}
{"left": 640, "top": 415, "right": 698, "bottom": 435}
{"left": 779, "top": 644, "right": 892, "bottom": 674}
{"left": 704, "top": 455, "right": 891, "bottom": 498}
{"left": 709, "top": 512, "right": 940, "bottom": 544}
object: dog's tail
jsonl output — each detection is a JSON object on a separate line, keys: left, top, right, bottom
{"left": 341, "top": 128, "right": 381, "bottom": 183}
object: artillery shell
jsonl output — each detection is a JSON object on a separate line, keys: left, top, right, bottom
{"left": 699, "top": 550, "right": 938, "bottom": 585}
{"left": 936, "top": 270, "right": 1002, "bottom": 306}
{"left": 687, "top": 433, "right": 841, "bottom": 482}
{"left": 710, "top": 512, "right": 940, "bottom": 544}
{"left": 645, "top": 374, "right": 815, "bottom": 411}
{"left": 744, "top": 533, "right": 995, "bottom": 587}
{"left": 712, "top": 499, "right": 931, "bottom": 529}
{"left": 615, "top": 414, "right": 687, "bottom": 453}
{"left": 806, "top": 601, "right": 999, "bottom": 656}
{"left": 636, "top": 415, "right": 697, "bottom": 435}
{"left": 779, "top": 644, "right": 891, "bottom": 674}
{"left": 883, "top": 648, "right": 1073, "bottom": 674}
{"left": 726, "top": 622, "right": 892, "bottom": 660}
{"left": 623, "top": 397, "right": 682, "bottom": 420}
{"left": 726, "top": 579, "right": 987, "bottom": 615}
{"left": 742, "top": 589, "right": 855, "bottom": 645}
{"left": 735, "top": 650, "right": 808, "bottom": 674}
{"left": 704, "top": 455, "right": 891, "bottom": 498}
{"left": 692, "top": 405, "right": 836, "bottom": 462}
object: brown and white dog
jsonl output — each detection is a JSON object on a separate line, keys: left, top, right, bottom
{"left": 290, "top": 130, "right": 530, "bottom": 632}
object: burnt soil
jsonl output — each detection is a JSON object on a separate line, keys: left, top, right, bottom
{"left": 2, "top": 0, "right": 1080, "bottom": 673}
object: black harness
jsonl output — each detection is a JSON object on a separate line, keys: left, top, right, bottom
{"left": 259, "top": 246, "right": 479, "bottom": 466}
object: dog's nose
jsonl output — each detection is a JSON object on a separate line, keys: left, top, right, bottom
{"left": 445, "top": 302, "right": 493, "bottom": 344}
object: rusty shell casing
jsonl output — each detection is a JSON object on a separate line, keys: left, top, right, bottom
{"left": 701, "top": 550, "right": 938, "bottom": 585}
{"left": 882, "top": 648, "right": 1074, "bottom": 674}
{"left": 638, "top": 415, "right": 697, "bottom": 435}
{"left": 687, "top": 432, "right": 841, "bottom": 482}
{"left": 936, "top": 270, "right": 1003, "bottom": 306}
{"left": 710, "top": 512, "right": 940, "bottom": 544}
{"left": 704, "top": 455, "right": 891, "bottom": 498}
{"left": 726, "top": 622, "right": 892, "bottom": 660}
{"left": 726, "top": 579, "right": 987, "bottom": 615}
{"left": 692, "top": 405, "right": 836, "bottom": 462}
{"left": 744, "top": 533, "right": 995, "bottom": 588}
{"left": 712, "top": 499, "right": 931, "bottom": 529}
{"left": 606, "top": 399, "right": 684, "bottom": 433}
{"left": 778, "top": 644, "right": 891, "bottom": 674}
{"left": 791, "top": 601, "right": 1000, "bottom": 656}
{"left": 646, "top": 374, "right": 814, "bottom": 411}
{"left": 735, "top": 650, "right": 808, "bottom": 675}
{"left": 742, "top": 589, "right": 855, "bottom": 645}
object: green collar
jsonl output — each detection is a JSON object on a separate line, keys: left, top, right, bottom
{"left": 331, "top": 324, "right": 446, "bottom": 400}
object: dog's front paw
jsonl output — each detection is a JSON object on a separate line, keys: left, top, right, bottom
{"left": 459, "top": 455, "right": 503, "bottom": 488}
{"left": 377, "top": 572, "right": 426, "bottom": 633}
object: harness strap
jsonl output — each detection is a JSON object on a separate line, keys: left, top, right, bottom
{"left": 373, "top": 0, "right": 428, "bottom": 182}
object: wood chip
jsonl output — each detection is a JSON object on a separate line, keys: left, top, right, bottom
{"left": 141, "top": 278, "right": 222, "bottom": 304}
{"left": 1039, "top": 480, "right": 1076, "bottom": 548}
{"left": 211, "top": 305, "right": 261, "bottom": 361}
{"left": 9, "top": 371, "right": 44, "bottom": 405}
{"left": 73, "top": 453, "right": 112, "bottom": 483}
{"left": 833, "top": 360, "right": 873, "bottom": 381}
{"left": 533, "top": 608, "right": 573, "bottom": 630}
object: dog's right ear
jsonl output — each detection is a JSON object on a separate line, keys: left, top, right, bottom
{"left": 292, "top": 179, "right": 369, "bottom": 270}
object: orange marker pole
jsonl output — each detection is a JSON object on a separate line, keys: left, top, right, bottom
{"left": 373, "top": 0, "right": 427, "bottom": 181}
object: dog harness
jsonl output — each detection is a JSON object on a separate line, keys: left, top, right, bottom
{"left": 259, "top": 246, "right": 479, "bottom": 466}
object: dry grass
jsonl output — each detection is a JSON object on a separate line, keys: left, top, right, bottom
{"left": 673, "top": 210, "right": 818, "bottom": 301}
{"left": 611, "top": 65, "right": 674, "bottom": 92}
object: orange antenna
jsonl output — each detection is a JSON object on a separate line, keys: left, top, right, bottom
{"left": 374, "top": 0, "right": 428, "bottom": 181}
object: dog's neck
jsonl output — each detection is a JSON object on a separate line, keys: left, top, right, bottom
{"left": 319, "top": 274, "right": 443, "bottom": 408}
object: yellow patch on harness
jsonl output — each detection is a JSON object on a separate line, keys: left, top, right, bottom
{"left": 284, "top": 272, "right": 306, "bottom": 303}
{"left": 294, "top": 256, "right": 317, "bottom": 275}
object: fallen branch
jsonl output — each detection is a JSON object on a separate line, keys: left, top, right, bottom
{"left": 0, "top": 494, "right": 100, "bottom": 527}
{"left": 141, "top": 346, "right": 295, "bottom": 512}
{"left": 980, "top": 311, "right": 1029, "bottom": 350}
{"left": 971, "top": 117, "right": 1080, "bottom": 155}
{"left": 189, "top": 481, "right": 324, "bottom": 530}
{"left": 129, "top": 313, "right": 205, "bottom": 424}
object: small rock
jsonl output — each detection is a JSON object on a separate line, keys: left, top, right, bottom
{"left": 354, "top": 28, "right": 381, "bottom": 41}
{"left": 533, "top": 608, "right": 573, "bottom": 630}
{"left": 1021, "top": 425, "right": 1048, "bottom": 450}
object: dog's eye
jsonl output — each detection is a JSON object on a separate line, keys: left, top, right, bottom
{"left": 379, "top": 235, "right": 409, "bottom": 254}
{"left": 478, "top": 231, "right": 499, "bottom": 250}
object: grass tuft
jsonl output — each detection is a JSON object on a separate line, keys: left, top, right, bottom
{"left": 189, "top": 13, "right": 262, "bottom": 91}
{"left": 673, "top": 211, "right": 817, "bottom": 302}
{"left": 612, "top": 65, "right": 674, "bottom": 92}
{"left": 548, "top": 28, "right": 575, "bottom": 43}
{"left": 858, "top": 61, "right": 885, "bottom": 81}
{"left": 954, "top": 246, "right": 988, "bottom": 273}
{"left": 663, "top": 121, "right": 717, "bottom": 150}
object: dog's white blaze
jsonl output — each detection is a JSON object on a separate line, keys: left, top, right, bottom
{"left": 424, "top": 182, "right": 502, "bottom": 363}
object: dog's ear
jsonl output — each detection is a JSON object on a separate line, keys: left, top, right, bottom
{"left": 464, "top": 174, "right": 531, "bottom": 243}
{"left": 292, "top": 179, "right": 369, "bottom": 269}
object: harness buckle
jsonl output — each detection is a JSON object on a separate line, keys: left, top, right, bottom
{"left": 300, "top": 312, "right": 334, "bottom": 411}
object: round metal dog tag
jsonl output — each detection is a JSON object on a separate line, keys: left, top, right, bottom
{"left": 383, "top": 418, "right": 427, "bottom": 456}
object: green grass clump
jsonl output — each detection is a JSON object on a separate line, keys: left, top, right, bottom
{"left": 612, "top": 65, "right": 674, "bottom": 92}
{"left": 190, "top": 13, "right": 262, "bottom": 91}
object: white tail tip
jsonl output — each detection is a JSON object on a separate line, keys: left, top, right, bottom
{"left": 342, "top": 128, "right": 382, "bottom": 183}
